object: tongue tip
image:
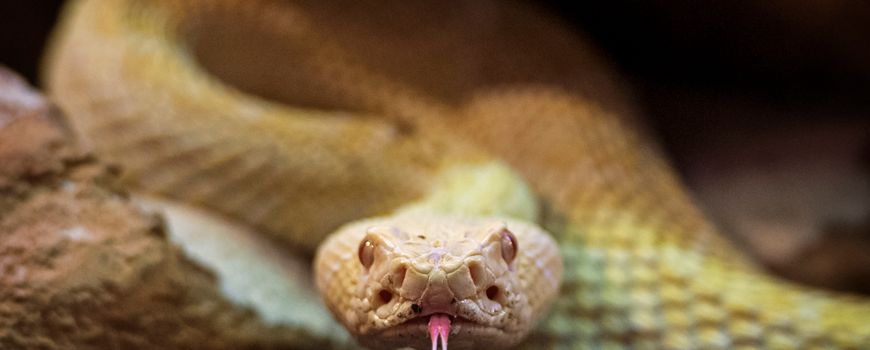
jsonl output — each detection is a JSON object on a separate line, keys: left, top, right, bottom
{"left": 428, "top": 314, "right": 451, "bottom": 350}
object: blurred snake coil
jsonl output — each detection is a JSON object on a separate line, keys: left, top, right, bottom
{"left": 43, "top": 0, "right": 870, "bottom": 349}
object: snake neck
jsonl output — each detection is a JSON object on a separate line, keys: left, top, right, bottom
{"left": 395, "top": 161, "right": 539, "bottom": 224}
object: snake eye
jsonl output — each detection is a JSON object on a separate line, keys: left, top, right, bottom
{"left": 500, "top": 229, "right": 518, "bottom": 265}
{"left": 358, "top": 237, "right": 376, "bottom": 269}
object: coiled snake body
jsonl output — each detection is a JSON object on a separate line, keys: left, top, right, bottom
{"left": 44, "top": 0, "right": 870, "bottom": 348}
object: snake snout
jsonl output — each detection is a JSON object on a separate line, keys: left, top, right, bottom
{"left": 418, "top": 269, "right": 457, "bottom": 314}
{"left": 390, "top": 257, "right": 511, "bottom": 320}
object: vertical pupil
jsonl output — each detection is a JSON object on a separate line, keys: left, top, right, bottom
{"left": 500, "top": 230, "right": 517, "bottom": 264}
{"left": 359, "top": 239, "right": 375, "bottom": 268}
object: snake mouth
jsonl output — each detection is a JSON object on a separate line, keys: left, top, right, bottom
{"left": 428, "top": 313, "right": 451, "bottom": 350}
{"left": 371, "top": 314, "right": 507, "bottom": 350}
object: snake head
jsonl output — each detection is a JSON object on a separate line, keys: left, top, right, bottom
{"left": 315, "top": 215, "right": 562, "bottom": 350}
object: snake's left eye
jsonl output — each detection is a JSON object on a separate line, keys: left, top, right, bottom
{"left": 358, "top": 237, "right": 376, "bottom": 269}
{"left": 500, "top": 229, "right": 518, "bottom": 265}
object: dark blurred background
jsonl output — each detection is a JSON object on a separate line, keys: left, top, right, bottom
{"left": 2, "top": 0, "right": 869, "bottom": 294}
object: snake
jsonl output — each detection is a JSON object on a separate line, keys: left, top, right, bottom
{"left": 41, "top": 0, "right": 870, "bottom": 349}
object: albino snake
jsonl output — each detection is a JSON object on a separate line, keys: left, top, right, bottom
{"left": 43, "top": 0, "right": 870, "bottom": 349}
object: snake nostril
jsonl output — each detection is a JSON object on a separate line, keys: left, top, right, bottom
{"left": 378, "top": 289, "right": 393, "bottom": 305}
{"left": 486, "top": 285, "right": 500, "bottom": 300}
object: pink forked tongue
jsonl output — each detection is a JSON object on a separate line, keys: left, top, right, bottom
{"left": 428, "top": 314, "right": 451, "bottom": 350}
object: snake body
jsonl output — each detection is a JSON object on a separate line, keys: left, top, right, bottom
{"left": 44, "top": 0, "right": 870, "bottom": 349}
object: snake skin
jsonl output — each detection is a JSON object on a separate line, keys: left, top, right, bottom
{"left": 44, "top": 0, "right": 870, "bottom": 349}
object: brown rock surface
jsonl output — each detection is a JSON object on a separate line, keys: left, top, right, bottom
{"left": 0, "top": 67, "right": 338, "bottom": 349}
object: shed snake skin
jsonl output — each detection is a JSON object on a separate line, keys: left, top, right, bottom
{"left": 43, "top": 0, "right": 870, "bottom": 349}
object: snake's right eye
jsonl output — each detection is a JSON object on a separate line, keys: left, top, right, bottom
{"left": 358, "top": 237, "right": 376, "bottom": 269}
{"left": 500, "top": 229, "right": 518, "bottom": 265}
